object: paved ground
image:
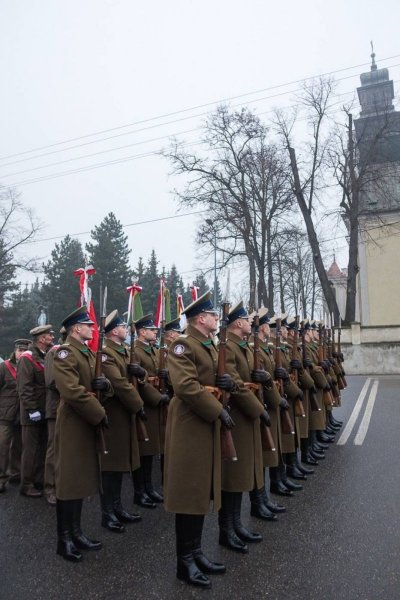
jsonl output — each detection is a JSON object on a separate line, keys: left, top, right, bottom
{"left": 1, "top": 375, "right": 399, "bottom": 600}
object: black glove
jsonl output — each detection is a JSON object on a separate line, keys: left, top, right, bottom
{"left": 328, "top": 357, "right": 335, "bottom": 365}
{"left": 219, "top": 408, "right": 235, "bottom": 429}
{"left": 279, "top": 397, "right": 289, "bottom": 410}
{"left": 274, "top": 367, "right": 289, "bottom": 380}
{"left": 251, "top": 369, "right": 272, "bottom": 385}
{"left": 260, "top": 409, "right": 271, "bottom": 427}
{"left": 296, "top": 389, "right": 304, "bottom": 401}
{"left": 290, "top": 359, "right": 302, "bottom": 371}
{"left": 137, "top": 407, "right": 147, "bottom": 421}
{"left": 216, "top": 373, "right": 235, "bottom": 392}
{"left": 332, "top": 351, "right": 339, "bottom": 358}
{"left": 100, "top": 415, "right": 109, "bottom": 428}
{"left": 92, "top": 377, "right": 110, "bottom": 392}
{"left": 159, "top": 393, "right": 170, "bottom": 405}
{"left": 158, "top": 368, "right": 169, "bottom": 381}
{"left": 324, "top": 384, "right": 331, "bottom": 392}
{"left": 319, "top": 360, "right": 329, "bottom": 373}
{"left": 127, "top": 363, "right": 146, "bottom": 379}
{"left": 303, "top": 357, "right": 312, "bottom": 369}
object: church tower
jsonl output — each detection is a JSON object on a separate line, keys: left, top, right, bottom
{"left": 354, "top": 48, "right": 400, "bottom": 326}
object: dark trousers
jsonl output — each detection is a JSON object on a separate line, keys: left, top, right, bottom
{"left": 44, "top": 419, "right": 56, "bottom": 495}
{"left": 20, "top": 423, "right": 48, "bottom": 492}
{"left": 0, "top": 421, "right": 22, "bottom": 484}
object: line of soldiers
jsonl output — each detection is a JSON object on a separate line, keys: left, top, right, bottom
{"left": 0, "top": 291, "right": 346, "bottom": 591}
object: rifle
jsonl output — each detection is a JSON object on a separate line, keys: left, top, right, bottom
{"left": 300, "top": 324, "right": 320, "bottom": 412}
{"left": 129, "top": 322, "right": 150, "bottom": 442}
{"left": 318, "top": 324, "right": 333, "bottom": 408}
{"left": 338, "top": 326, "right": 348, "bottom": 387}
{"left": 274, "top": 317, "right": 295, "bottom": 435}
{"left": 290, "top": 316, "right": 305, "bottom": 418}
{"left": 216, "top": 300, "right": 238, "bottom": 461}
{"left": 331, "top": 326, "right": 344, "bottom": 390}
{"left": 252, "top": 313, "right": 276, "bottom": 452}
{"left": 158, "top": 316, "right": 169, "bottom": 426}
{"left": 94, "top": 287, "right": 109, "bottom": 455}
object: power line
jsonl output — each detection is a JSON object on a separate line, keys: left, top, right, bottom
{"left": 1, "top": 54, "right": 399, "bottom": 163}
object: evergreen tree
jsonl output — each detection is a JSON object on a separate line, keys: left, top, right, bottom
{"left": 42, "top": 235, "right": 85, "bottom": 329}
{"left": 86, "top": 213, "right": 133, "bottom": 314}
{"left": 133, "top": 256, "right": 145, "bottom": 284}
{"left": 140, "top": 250, "right": 160, "bottom": 315}
{"left": 210, "top": 277, "right": 223, "bottom": 306}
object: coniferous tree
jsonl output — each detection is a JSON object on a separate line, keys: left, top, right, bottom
{"left": 86, "top": 213, "right": 133, "bottom": 314}
{"left": 140, "top": 250, "right": 160, "bottom": 315}
{"left": 42, "top": 235, "right": 85, "bottom": 329}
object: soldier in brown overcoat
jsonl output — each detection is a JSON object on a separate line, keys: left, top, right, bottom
{"left": 99, "top": 309, "right": 144, "bottom": 532}
{"left": 165, "top": 291, "right": 232, "bottom": 589}
{"left": 17, "top": 324, "right": 54, "bottom": 497}
{"left": 219, "top": 301, "right": 271, "bottom": 553}
{"left": 133, "top": 315, "right": 168, "bottom": 507}
{"left": 53, "top": 306, "right": 111, "bottom": 562}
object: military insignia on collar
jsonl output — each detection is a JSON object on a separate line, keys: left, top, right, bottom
{"left": 57, "top": 350, "right": 69, "bottom": 360}
{"left": 173, "top": 344, "right": 185, "bottom": 355}
{"left": 101, "top": 353, "right": 108, "bottom": 363}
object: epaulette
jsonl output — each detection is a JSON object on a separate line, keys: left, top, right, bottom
{"left": 178, "top": 334, "right": 188, "bottom": 338}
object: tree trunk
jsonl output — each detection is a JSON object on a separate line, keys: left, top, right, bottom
{"left": 344, "top": 114, "right": 359, "bottom": 324}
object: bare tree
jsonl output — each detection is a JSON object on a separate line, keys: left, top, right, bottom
{"left": 163, "top": 106, "right": 294, "bottom": 309}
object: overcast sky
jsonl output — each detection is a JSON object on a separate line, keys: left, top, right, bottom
{"left": 1, "top": 0, "right": 399, "bottom": 292}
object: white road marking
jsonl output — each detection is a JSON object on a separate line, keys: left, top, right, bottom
{"left": 336, "top": 378, "right": 371, "bottom": 446}
{"left": 353, "top": 380, "right": 379, "bottom": 445}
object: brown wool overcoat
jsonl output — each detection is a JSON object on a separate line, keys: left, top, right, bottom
{"left": 17, "top": 345, "right": 47, "bottom": 426}
{"left": 164, "top": 325, "right": 222, "bottom": 515}
{"left": 0, "top": 357, "right": 19, "bottom": 423}
{"left": 53, "top": 336, "right": 106, "bottom": 500}
{"left": 258, "top": 343, "right": 281, "bottom": 467}
{"left": 100, "top": 339, "right": 143, "bottom": 472}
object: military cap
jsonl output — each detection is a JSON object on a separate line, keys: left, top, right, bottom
{"left": 268, "top": 315, "right": 277, "bottom": 328}
{"left": 29, "top": 325, "right": 54, "bottom": 337}
{"left": 227, "top": 301, "right": 250, "bottom": 325}
{"left": 279, "top": 313, "right": 288, "bottom": 326}
{"left": 301, "top": 319, "right": 310, "bottom": 330}
{"left": 105, "top": 309, "right": 126, "bottom": 333}
{"left": 182, "top": 291, "right": 218, "bottom": 319}
{"left": 165, "top": 317, "right": 183, "bottom": 332}
{"left": 258, "top": 307, "right": 270, "bottom": 325}
{"left": 134, "top": 314, "right": 157, "bottom": 330}
{"left": 62, "top": 306, "right": 94, "bottom": 330}
{"left": 14, "top": 338, "right": 31, "bottom": 349}
{"left": 310, "top": 320, "right": 318, "bottom": 330}
{"left": 286, "top": 316, "right": 298, "bottom": 330}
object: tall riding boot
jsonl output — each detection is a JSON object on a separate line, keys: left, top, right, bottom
{"left": 280, "top": 462, "right": 303, "bottom": 491}
{"left": 191, "top": 514, "right": 226, "bottom": 575}
{"left": 285, "top": 452, "right": 307, "bottom": 480}
{"left": 295, "top": 447, "right": 315, "bottom": 475}
{"left": 301, "top": 437, "right": 318, "bottom": 466}
{"left": 101, "top": 472, "right": 125, "bottom": 532}
{"left": 249, "top": 487, "right": 277, "bottom": 521}
{"left": 329, "top": 412, "right": 343, "bottom": 427}
{"left": 218, "top": 491, "right": 248, "bottom": 553}
{"left": 142, "top": 455, "right": 163, "bottom": 503}
{"left": 263, "top": 471, "right": 286, "bottom": 512}
{"left": 233, "top": 492, "right": 262, "bottom": 543}
{"left": 56, "top": 499, "right": 82, "bottom": 562}
{"left": 112, "top": 472, "right": 141, "bottom": 523}
{"left": 269, "top": 465, "right": 294, "bottom": 497}
{"left": 71, "top": 499, "right": 102, "bottom": 550}
{"left": 310, "top": 431, "right": 326, "bottom": 459}
{"left": 176, "top": 514, "right": 211, "bottom": 588}
{"left": 132, "top": 463, "right": 156, "bottom": 508}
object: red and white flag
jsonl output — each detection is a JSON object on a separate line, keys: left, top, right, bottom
{"left": 73, "top": 264, "right": 99, "bottom": 351}
{"left": 155, "top": 278, "right": 166, "bottom": 328}
{"left": 190, "top": 283, "right": 199, "bottom": 302}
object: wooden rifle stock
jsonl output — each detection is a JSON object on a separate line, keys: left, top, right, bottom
{"left": 300, "top": 326, "right": 320, "bottom": 412}
{"left": 217, "top": 302, "right": 237, "bottom": 461}
{"left": 130, "top": 324, "right": 149, "bottom": 442}
{"left": 252, "top": 314, "right": 275, "bottom": 452}
{"left": 158, "top": 322, "right": 169, "bottom": 426}
{"left": 95, "top": 310, "right": 108, "bottom": 455}
{"left": 275, "top": 319, "right": 295, "bottom": 435}
{"left": 338, "top": 328, "right": 348, "bottom": 387}
{"left": 291, "top": 317, "right": 305, "bottom": 418}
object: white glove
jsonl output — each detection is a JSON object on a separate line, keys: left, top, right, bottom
{"left": 29, "top": 411, "right": 42, "bottom": 422}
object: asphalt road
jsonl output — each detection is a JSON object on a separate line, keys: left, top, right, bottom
{"left": 1, "top": 375, "right": 399, "bottom": 600}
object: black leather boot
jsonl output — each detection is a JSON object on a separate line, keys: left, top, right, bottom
{"left": 176, "top": 514, "right": 211, "bottom": 588}
{"left": 71, "top": 499, "right": 102, "bottom": 550}
{"left": 295, "top": 447, "right": 314, "bottom": 475}
{"left": 142, "top": 455, "right": 163, "bottom": 503}
{"left": 56, "top": 499, "right": 82, "bottom": 562}
{"left": 112, "top": 472, "right": 141, "bottom": 523}
{"left": 285, "top": 452, "right": 307, "bottom": 480}
{"left": 269, "top": 466, "right": 294, "bottom": 497}
{"left": 300, "top": 438, "right": 317, "bottom": 469}
{"left": 101, "top": 472, "right": 125, "bottom": 532}
{"left": 329, "top": 412, "right": 343, "bottom": 427}
{"left": 263, "top": 475, "right": 286, "bottom": 513}
{"left": 233, "top": 492, "right": 262, "bottom": 543}
{"left": 191, "top": 515, "right": 226, "bottom": 575}
{"left": 132, "top": 466, "right": 156, "bottom": 508}
{"left": 218, "top": 491, "right": 249, "bottom": 553}
{"left": 280, "top": 463, "right": 303, "bottom": 491}
{"left": 317, "top": 431, "right": 335, "bottom": 444}
{"left": 249, "top": 488, "right": 277, "bottom": 520}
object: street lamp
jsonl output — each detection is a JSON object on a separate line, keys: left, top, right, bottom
{"left": 205, "top": 219, "right": 218, "bottom": 307}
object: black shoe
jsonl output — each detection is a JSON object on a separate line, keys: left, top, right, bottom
{"left": 265, "top": 499, "right": 286, "bottom": 513}
{"left": 235, "top": 525, "right": 262, "bottom": 543}
{"left": 177, "top": 554, "right": 211, "bottom": 588}
{"left": 101, "top": 513, "right": 125, "bottom": 533}
{"left": 114, "top": 507, "right": 142, "bottom": 523}
{"left": 134, "top": 492, "right": 156, "bottom": 509}
{"left": 296, "top": 462, "right": 315, "bottom": 475}
{"left": 72, "top": 533, "right": 102, "bottom": 551}
{"left": 317, "top": 432, "right": 334, "bottom": 443}
{"left": 282, "top": 478, "right": 303, "bottom": 491}
{"left": 286, "top": 465, "right": 307, "bottom": 480}
{"left": 250, "top": 502, "right": 277, "bottom": 521}
{"left": 270, "top": 480, "right": 294, "bottom": 497}
{"left": 57, "top": 539, "right": 83, "bottom": 562}
{"left": 218, "top": 529, "right": 249, "bottom": 553}
{"left": 302, "top": 454, "right": 319, "bottom": 466}
{"left": 313, "top": 441, "right": 329, "bottom": 450}
{"left": 146, "top": 489, "right": 164, "bottom": 503}
{"left": 192, "top": 548, "right": 226, "bottom": 574}
{"left": 310, "top": 449, "right": 325, "bottom": 460}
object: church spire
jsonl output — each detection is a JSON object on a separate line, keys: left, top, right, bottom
{"left": 370, "top": 41, "right": 377, "bottom": 72}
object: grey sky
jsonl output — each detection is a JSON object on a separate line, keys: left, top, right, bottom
{"left": 1, "top": 0, "right": 399, "bottom": 291}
